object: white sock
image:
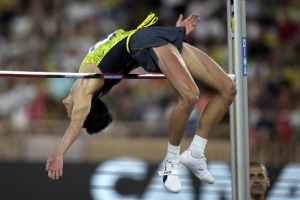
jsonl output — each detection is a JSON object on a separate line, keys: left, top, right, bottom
{"left": 166, "top": 142, "right": 180, "bottom": 162}
{"left": 189, "top": 135, "right": 207, "bottom": 158}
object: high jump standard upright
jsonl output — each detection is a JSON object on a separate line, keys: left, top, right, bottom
{"left": 227, "top": 0, "right": 250, "bottom": 199}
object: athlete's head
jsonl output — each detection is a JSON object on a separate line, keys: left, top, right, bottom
{"left": 83, "top": 98, "right": 113, "bottom": 134}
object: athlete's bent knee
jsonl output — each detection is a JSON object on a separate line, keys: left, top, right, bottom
{"left": 221, "top": 81, "right": 237, "bottom": 104}
{"left": 179, "top": 90, "right": 199, "bottom": 110}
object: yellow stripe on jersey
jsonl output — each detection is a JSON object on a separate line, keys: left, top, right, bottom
{"left": 126, "top": 12, "right": 158, "bottom": 55}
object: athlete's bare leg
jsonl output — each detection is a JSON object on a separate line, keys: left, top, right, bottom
{"left": 153, "top": 43, "right": 199, "bottom": 146}
{"left": 181, "top": 42, "right": 237, "bottom": 138}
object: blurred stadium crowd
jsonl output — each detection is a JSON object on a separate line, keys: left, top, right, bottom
{"left": 0, "top": 0, "right": 299, "bottom": 148}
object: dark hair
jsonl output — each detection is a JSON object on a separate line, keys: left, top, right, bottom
{"left": 83, "top": 98, "right": 113, "bottom": 134}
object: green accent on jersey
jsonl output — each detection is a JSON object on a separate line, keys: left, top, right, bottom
{"left": 79, "top": 29, "right": 135, "bottom": 71}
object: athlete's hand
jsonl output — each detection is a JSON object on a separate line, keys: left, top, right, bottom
{"left": 176, "top": 13, "right": 200, "bottom": 35}
{"left": 46, "top": 153, "right": 63, "bottom": 180}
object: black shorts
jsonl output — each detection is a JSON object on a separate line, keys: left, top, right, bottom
{"left": 129, "top": 27, "right": 187, "bottom": 72}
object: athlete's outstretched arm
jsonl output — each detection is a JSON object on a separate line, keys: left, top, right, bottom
{"left": 46, "top": 88, "right": 93, "bottom": 180}
{"left": 176, "top": 13, "right": 200, "bottom": 35}
{"left": 46, "top": 64, "right": 104, "bottom": 180}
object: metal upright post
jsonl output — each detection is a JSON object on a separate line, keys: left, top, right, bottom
{"left": 233, "top": 0, "right": 250, "bottom": 199}
{"left": 227, "top": 0, "right": 237, "bottom": 200}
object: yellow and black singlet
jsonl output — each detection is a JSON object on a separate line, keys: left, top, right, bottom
{"left": 80, "top": 30, "right": 137, "bottom": 97}
{"left": 79, "top": 29, "right": 135, "bottom": 71}
{"left": 79, "top": 13, "right": 187, "bottom": 98}
{"left": 79, "top": 13, "right": 159, "bottom": 98}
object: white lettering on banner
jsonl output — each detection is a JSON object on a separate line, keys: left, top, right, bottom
{"left": 90, "top": 157, "right": 193, "bottom": 200}
{"left": 90, "top": 157, "right": 147, "bottom": 200}
{"left": 89, "top": 157, "right": 300, "bottom": 200}
{"left": 198, "top": 162, "right": 232, "bottom": 200}
{"left": 267, "top": 163, "right": 300, "bottom": 200}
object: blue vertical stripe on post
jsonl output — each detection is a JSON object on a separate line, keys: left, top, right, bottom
{"left": 242, "top": 37, "right": 247, "bottom": 76}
